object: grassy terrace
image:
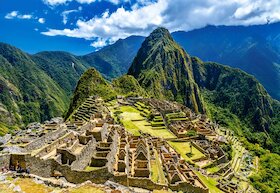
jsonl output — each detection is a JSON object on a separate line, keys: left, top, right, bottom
{"left": 84, "top": 166, "right": 102, "bottom": 171}
{"left": 206, "top": 166, "right": 220, "bottom": 174}
{"left": 151, "top": 150, "right": 166, "bottom": 184}
{"left": 117, "top": 106, "right": 175, "bottom": 138}
{"left": 194, "top": 171, "right": 224, "bottom": 193}
{"left": 66, "top": 184, "right": 105, "bottom": 193}
{"left": 14, "top": 178, "right": 54, "bottom": 193}
{"left": 168, "top": 141, "right": 205, "bottom": 162}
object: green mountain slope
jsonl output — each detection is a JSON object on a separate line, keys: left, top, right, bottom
{"left": 65, "top": 68, "right": 116, "bottom": 118}
{"left": 128, "top": 28, "right": 205, "bottom": 113}
{"left": 172, "top": 24, "right": 280, "bottom": 100}
{"left": 112, "top": 75, "right": 147, "bottom": 97}
{"left": 0, "top": 43, "right": 68, "bottom": 130}
{"left": 32, "top": 51, "right": 87, "bottom": 95}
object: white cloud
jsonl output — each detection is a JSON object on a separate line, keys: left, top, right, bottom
{"left": 90, "top": 38, "right": 108, "bottom": 48}
{"left": 43, "top": 0, "right": 69, "bottom": 6}
{"left": 76, "top": 0, "right": 96, "bottom": 3}
{"left": 61, "top": 7, "right": 82, "bottom": 24}
{"left": 5, "top": 11, "right": 33, "bottom": 20}
{"left": 43, "top": 0, "right": 95, "bottom": 6}
{"left": 38, "top": 18, "right": 46, "bottom": 24}
{"left": 43, "top": 0, "right": 128, "bottom": 6}
{"left": 42, "top": 0, "right": 280, "bottom": 48}
{"left": 5, "top": 11, "right": 18, "bottom": 19}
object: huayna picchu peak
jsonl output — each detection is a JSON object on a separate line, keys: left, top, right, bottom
{"left": 1, "top": 12, "right": 280, "bottom": 193}
{"left": 128, "top": 27, "right": 205, "bottom": 113}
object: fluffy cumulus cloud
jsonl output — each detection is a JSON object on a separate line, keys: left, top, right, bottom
{"left": 5, "top": 11, "right": 33, "bottom": 20}
{"left": 42, "top": 0, "right": 280, "bottom": 48}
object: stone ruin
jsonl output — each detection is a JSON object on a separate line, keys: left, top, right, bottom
{"left": 0, "top": 96, "right": 242, "bottom": 193}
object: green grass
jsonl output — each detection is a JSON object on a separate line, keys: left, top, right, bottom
{"left": 84, "top": 166, "right": 102, "bottom": 171}
{"left": 119, "top": 106, "right": 175, "bottom": 138}
{"left": 168, "top": 141, "right": 205, "bottom": 161}
{"left": 207, "top": 166, "right": 220, "bottom": 174}
{"left": 151, "top": 150, "right": 166, "bottom": 184}
{"left": 15, "top": 178, "right": 54, "bottom": 193}
{"left": 66, "top": 184, "right": 105, "bottom": 193}
{"left": 194, "top": 171, "right": 224, "bottom": 193}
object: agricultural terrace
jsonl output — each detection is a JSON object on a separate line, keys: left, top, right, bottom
{"left": 168, "top": 141, "right": 206, "bottom": 162}
{"left": 114, "top": 105, "right": 175, "bottom": 138}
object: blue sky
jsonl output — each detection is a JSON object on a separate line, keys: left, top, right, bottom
{"left": 1, "top": 0, "right": 280, "bottom": 55}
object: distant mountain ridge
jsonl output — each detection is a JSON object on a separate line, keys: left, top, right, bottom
{"left": 172, "top": 23, "right": 280, "bottom": 101}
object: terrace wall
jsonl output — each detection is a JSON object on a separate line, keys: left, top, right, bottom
{"left": 0, "top": 154, "right": 10, "bottom": 168}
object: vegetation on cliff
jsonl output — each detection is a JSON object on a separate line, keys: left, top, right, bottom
{"left": 0, "top": 43, "right": 68, "bottom": 130}
{"left": 112, "top": 75, "right": 147, "bottom": 97}
{"left": 65, "top": 68, "right": 116, "bottom": 119}
{"left": 128, "top": 27, "right": 205, "bottom": 113}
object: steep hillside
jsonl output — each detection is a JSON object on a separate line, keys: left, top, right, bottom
{"left": 0, "top": 43, "right": 68, "bottom": 130}
{"left": 128, "top": 28, "right": 205, "bottom": 113}
{"left": 191, "top": 58, "right": 273, "bottom": 131}
{"left": 65, "top": 68, "right": 116, "bottom": 118}
{"left": 172, "top": 24, "right": 280, "bottom": 100}
{"left": 32, "top": 51, "right": 87, "bottom": 95}
{"left": 112, "top": 75, "right": 147, "bottom": 97}
{"left": 81, "top": 36, "right": 144, "bottom": 80}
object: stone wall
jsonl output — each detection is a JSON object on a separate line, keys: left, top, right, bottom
{"left": 71, "top": 138, "right": 96, "bottom": 170}
{"left": 0, "top": 154, "right": 10, "bottom": 168}
{"left": 170, "top": 181, "right": 209, "bottom": 193}
{"left": 128, "top": 177, "right": 166, "bottom": 190}
{"left": 25, "top": 129, "right": 67, "bottom": 151}
{"left": 106, "top": 131, "right": 119, "bottom": 173}
{"left": 55, "top": 163, "right": 113, "bottom": 184}
{"left": 23, "top": 153, "right": 113, "bottom": 184}
{"left": 36, "top": 132, "right": 75, "bottom": 157}
{"left": 25, "top": 154, "right": 54, "bottom": 177}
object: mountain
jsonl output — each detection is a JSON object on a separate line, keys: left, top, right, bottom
{"left": 65, "top": 68, "right": 116, "bottom": 118}
{"left": 128, "top": 28, "right": 205, "bottom": 113}
{"left": 80, "top": 36, "right": 144, "bottom": 80}
{"left": 66, "top": 70, "right": 148, "bottom": 119}
{"left": 172, "top": 23, "right": 280, "bottom": 101}
{"left": 0, "top": 36, "right": 144, "bottom": 133}
{"left": 77, "top": 23, "right": 280, "bottom": 101}
{"left": 0, "top": 43, "right": 68, "bottom": 131}
{"left": 128, "top": 27, "right": 280, "bottom": 153}
{"left": 32, "top": 51, "right": 87, "bottom": 95}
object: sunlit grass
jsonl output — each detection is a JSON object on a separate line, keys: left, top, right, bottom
{"left": 118, "top": 106, "right": 175, "bottom": 138}
{"left": 14, "top": 178, "right": 54, "bottom": 193}
{"left": 65, "top": 184, "right": 105, "bottom": 193}
{"left": 194, "top": 171, "right": 224, "bottom": 193}
{"left": 168, "top": 141, "right": 205, "bottom": 161}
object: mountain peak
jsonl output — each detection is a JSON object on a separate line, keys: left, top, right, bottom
{"left": 128, "top": 28, "right": 205, "bottom": 113}
{"left": 148, "top": 27, "right": 172, "bottom": 40}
